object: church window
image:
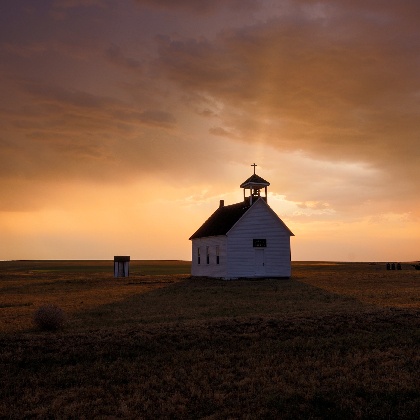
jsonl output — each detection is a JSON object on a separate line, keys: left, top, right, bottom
{"left": 216, "top": 246, "right": 220, "bottom": 264}
{"left": 253, "top": 239, "right": 267, "bottom": 247}
{"left": 206, "top": 246, "right": 210, "bottom": 264}
{"left": 197, "top": 247, "right": 201, "bottom": 264}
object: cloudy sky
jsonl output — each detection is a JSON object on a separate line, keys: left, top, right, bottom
{"left": 1, "top": 0, "right": 419, "bottom": 261}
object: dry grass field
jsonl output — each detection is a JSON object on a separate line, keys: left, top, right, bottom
{"left": 1, "top": 260, "right": 419, "bottom": 418}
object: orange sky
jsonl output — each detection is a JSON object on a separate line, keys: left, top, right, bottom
{"left": 1, "top": 0, "right": 419, "bottom": 261}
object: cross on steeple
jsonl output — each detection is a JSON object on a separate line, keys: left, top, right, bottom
{"left": 240, "top": 164, "right": 270, "bottom": 205}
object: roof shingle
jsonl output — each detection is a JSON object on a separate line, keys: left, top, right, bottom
{"left": 189, "top": 201, "right": 250, "bottom": 239}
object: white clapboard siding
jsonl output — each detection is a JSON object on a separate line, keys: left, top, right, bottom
{"left": 226, "top": 199, "right": 292, "bottom": 278}
{"left": 191, "top": 236, "right": 227, "bottom": 278}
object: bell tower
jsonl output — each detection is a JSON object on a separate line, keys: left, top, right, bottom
{"left": 240, "top": 163, "right": 270, "bottom": 205}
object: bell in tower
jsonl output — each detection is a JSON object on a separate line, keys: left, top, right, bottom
{"left": 240, "top": 163, "right": 270, "bottom": 205}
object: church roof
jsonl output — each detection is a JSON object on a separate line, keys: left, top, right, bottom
{"left": 189, "top": 201, "right": 251, "bottom": 239}
{"left": 240, "top": 173, "right": 270, "bottom": 188}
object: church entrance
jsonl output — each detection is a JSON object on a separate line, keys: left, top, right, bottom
{"left": 254, "top": 249, "right": 265, "bottom": 276}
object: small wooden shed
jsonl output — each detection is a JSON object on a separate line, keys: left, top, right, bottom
{"left": 114, "top": 256, "right": 130, "bottom": 277}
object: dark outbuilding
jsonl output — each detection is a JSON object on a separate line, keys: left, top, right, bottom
{"left": 114, "top": 256, "right": 130, "bottom": 277}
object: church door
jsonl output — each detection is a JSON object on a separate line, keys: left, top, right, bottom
{"left": 254, "top": 249, "right": 265, "bottom": 276}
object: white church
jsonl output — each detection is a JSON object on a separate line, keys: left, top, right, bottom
{"left": 189, "top": 165, "right": 294, "bottom": 279}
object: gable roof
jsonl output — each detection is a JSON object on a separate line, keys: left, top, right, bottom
{"left": 189, "top": 201, "right": 250, "bottom": 240}
{"left": 189, "top": 198, "right": 294, "bottom": 240}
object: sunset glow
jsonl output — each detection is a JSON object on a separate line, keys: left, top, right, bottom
{"left": 1, "top": 0, "right": 419, "bottom": 261}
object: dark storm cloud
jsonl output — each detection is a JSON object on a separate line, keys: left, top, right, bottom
{"left": 135, "top": 0, "right": 259, "bottom": 14}
{"left": 153, "top": 0, "right": 420, "bottom": 196}
{"left": 105, "top": 45, "right": 143, "bottom": 70}
{"left": 0, "top": 74, "right": 179, "bottom": 185}
{"left": 1, "top": 0, "right": 420, "bottom": 213}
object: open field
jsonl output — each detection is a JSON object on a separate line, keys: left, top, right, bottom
{"left": 1, "top": 261, "right": 420, "bottom": 418}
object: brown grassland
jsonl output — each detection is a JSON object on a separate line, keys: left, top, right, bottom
{"left": 0, "top": 260, "right": 419, "bottom": 419}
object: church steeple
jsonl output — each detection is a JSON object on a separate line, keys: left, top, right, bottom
{"left": 240, "top": 163, "right": 270, "bottom": 205}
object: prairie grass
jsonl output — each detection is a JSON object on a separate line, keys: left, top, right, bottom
{"left": 0, "top": 260, "right": 419, "bottom": 418}
{"left": 0, "top": 260, "right": 190, "bottom": 332}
